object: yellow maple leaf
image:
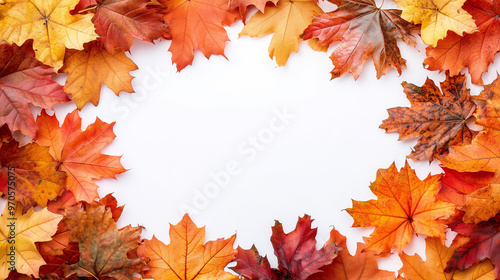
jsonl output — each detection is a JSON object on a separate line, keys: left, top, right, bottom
{"left": 0, "top": 203, "right": 63, "bottom": 278}
{"left": 61, "top": 41, "right": 138, "bottom": 109}
{"left": 395, "top": 0, "right": 476, "bottom": 46}
{"left": 0, "top": 0, "right": 98, "bottom": 71}
{"left": 240, "top": 0, "right": 322, "bottom": 66}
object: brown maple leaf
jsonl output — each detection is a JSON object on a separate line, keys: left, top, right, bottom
{"left": 308, "top": 228, "right": 395, "bottom": 280}
{"left": 424, "top": 0, "right": 500, "bottom": 85}
{"left": 400, "top": 236, "right": 495, "bottom": 279}
{"left": 380, "top": 73, "right": 477, "bottom": 161}
{"left": 0, "top": 125, "right": 66, "bottom": 207}
{"left": 346, "top": 161, "right": 456, "bottom": 255}
{"left": 142, "top": 214, "right": 237, "bottom": 280}
{"left": 35, "top": 110, "right": 126, "bottom": 203}
{"left": 60, "top": 40, "right": 138, "bottom": 109}
{"left": 0, "top": 41, "right": 69, "bottom": 138}
{"left": 232, "top": 215, "right": 338, "bottom": 280}
{"left": 74, "top": 0, "right": 170, "bottom": 53}
{"left": 64, "top": 201, "right": 144, "bottom": 279}
{"left": 301, "top": 0, "right": 416, "bottom": 80}
{"left": 157, "top": 0, "right": 241, "bottom": 71}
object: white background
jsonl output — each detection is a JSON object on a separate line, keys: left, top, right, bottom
{"left": 42, "top": 0, "right": 500, "bottom": 274}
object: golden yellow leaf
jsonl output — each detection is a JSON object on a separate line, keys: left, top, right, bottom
{"left": 240, "top": 0, "right": 322, "bottom": 66}
{"left": 0, "top": 204, "right": 63, "bottom": 278}
{"left": 395, "top": 0, "right": 476, "bottom": 46}
{"left": 61, "top": 41, "right": 138, "bottom": 109}
{"left": 0, "top": 0, "right": 98, "bottom": 71}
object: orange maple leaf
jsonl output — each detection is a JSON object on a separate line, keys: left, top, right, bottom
{"left": 142, "top": 214, "right": 237, "bottom": 280}
{"left": 229, "top": 0, "right": 278, "bottom": 16}
{"left": 474, "top": 73, "right": 500, "bottom": 131}
{"left": 35, "top": 110, "right": 126, "bottom": 202}
{"left": 308, "top": 228, "right": 395, "bottom": 280}
{"left": 399, "top": 237, "right": 496, "bottom": 279}
{"left": 158, "top": 0, "right": 241, "bottom": 71}
{"left": 346, "top": 161, "right": 455, "bottom": 254}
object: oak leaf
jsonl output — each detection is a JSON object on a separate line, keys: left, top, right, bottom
{"left": 231, "top": 215, "right": 338, "bottom": 280}
{"left": 346, "top": 161, "right": 456, "bottom": 254}
{"left": 142, "top": 214, "right": 237, "bottom": 280}
{"left": 0, "top": 41, "right": 69, "bottom": 139}
{"left": 437, "top": 167, "right": 494, "bottom": 206}
{"left": 230, "top": 0, "right": 279, "bottom": 17}
{"left": 60, "top": 40, "right": 138, "bottom": 109}
{"left": 35, "top": 110, "right": 126, "bottom": 203}
{"left": 424, "top": 0, "right": 500, "bottom": 85}
{"left": 474, "top": 74, "right": 500, "bottom": 131}
{"left": 0, "top": 204, "right": 63, "bottom": 279}
{"left": 74, "top": 0, "right": 170, "bottom": 53}
{"left": 380, "top": 74, "right": 476, "bottom": 161}
{"left": 446, "top": 214, "right": 500, "bottom": 279}
{"left": 302, "top": 0, "right": 416, "bottom": 80}
{"left": 394, "top": 0, "right": 477, "bottom": 46}
{"left": 240, "top": 0, "right": 322, "bottom": 66}
{"left": 0, "top": 0, "right": 98, "bottom": 71}
{"left": 400, "top": 237, "right": 495, "bottom": 280}
{"left": 64, "top": 201, "right": 144, "bottom": 279}
{"left": 307, "top": 228, "right": 395, "bottom": 280}
{"left": 0, "top": 127, "right": 66, "bottom": 207}
{"left": 158, "top": 0, "right": 241, "bottom": 71}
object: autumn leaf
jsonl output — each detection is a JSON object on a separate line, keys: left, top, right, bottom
{"left": 0, "top": 0, "right": 98, "bottom": 71}
{"left": 232, "top": 215, "right": 338, "bottom": 280}
{"left": 240, "top": 0, "right": 322, "bottom": 66}
{"left": 142, "top": 214, "right": 237, "bottom": 280}
{"left": 157, "top": 0, "right": 241, "bottom": 71}
{"left": 446, "top": 214, "right": 500, "bottom": 279}
{"left": 0, "top": 41, "right": 69, "bottom": 139}
{"left": 230, "top": 0, "right": 279, "bottom": 17}
{"left": 74, "top": 0, "right": 170, "bottom": 53}
{"left": 0, "top": 203, "right": 63, "bottom": 279}
{"left": 424, "top": 0, "right": 500, "bottom": 85}
{"left": 64, "top": 201, "right": 144, "bottom": 279}
{"left": 35, "top": 110, "right": 126, "bottom": 203}
{"left": 301, "top": 0, "right": 416, "bottom": 80}
{"left": 346, "top": 161, "right": 456, "bottom": 254}
{"left": 60, "top": 40, "right": 138, "bottom": 109}
{"left": 38, "top": 241, "right": 80, "bottom": 279}
{"left": 380, "top": 73, "right": 476, "bottom": 161}
{"left": 395, "top": 0, "right": 477, "bottom": 46}
{"left": 460, "top": 184, "right": 500, "bottom": 224}
{"left": 437, "top": 167, "right": 494, "bottom": 206}
{"left": 400, "top": 236, "right": 495, "bottom": 280}
{"left": 474, "top": 74, "right": 500, "bottom": 131}
{"left": 308, "top": 228, "right": 395, "bottom": 280}
{"left": 0, "top": 128, "right": 66, "bottom": 207}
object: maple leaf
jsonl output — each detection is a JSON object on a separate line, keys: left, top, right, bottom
{"left": 0, "top": 129, "right": 66, "bottom": 207}
{"left": 142, "top": 214, "right": 237, "bottom": 280}
{"left": 346, "top": 161, "right": 456, "bottom": 254}
{"left": 474, "top": 74, "right": 500, "bottom": 131}
{"left": 240, "top": 0, "right": 322, "bottom": 66}
{"left": 0, "top": 41, "right": 69, "bottom": 139}
{"left": 0, "top": 0, "right": 98, "bottom": 71}
{"left": 394, "top": 0, "right": 477, "bottom": 46}
{"left": 446, "top": 214, "right": 500, "bottom": 279}
{"left": 380, "top": 73, "right": 476, "bottom": 161}
{"left": 229, "top": 0, "right": 279, "bottom": 17}
{"left": 400, "top": 236, "right": 495, "bottom": 280}
{"left": 232, "top": 215, "right": 338, "bottom": 280}
{"left": 74, "top": 0, "right": 170, "bottom": 54}
{"left": 0, "top": 203, "right": 63, "bottom": 279}
{"left": 424, "top": 0, "right": 500, "bottom": 85}
{"left": 157, "top": 0, "right": 241, "bottom": 71}
{"left": 35, "top": 110, "right": 126, "bottom": 203}
{"left": 460, "top": 184, "right": 500, "bottom": 224}
{"left": 437, "top": 167, "right": 494, "bottom": 206}
{"left": 64, "top": 201, "right": 144, "bottom": 279}
{"left": 307, "top": 228, "right": 395, "bottom": 280}
{"left": 301, "top": 0, "right": 416, "bottom": 80}
{"left": 60, "top": 40, "right": 139, "bottom": 110}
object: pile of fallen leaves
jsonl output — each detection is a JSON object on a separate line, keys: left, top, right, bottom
{"left": 1, "top": 0, "right": 500, "bottom": 279}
